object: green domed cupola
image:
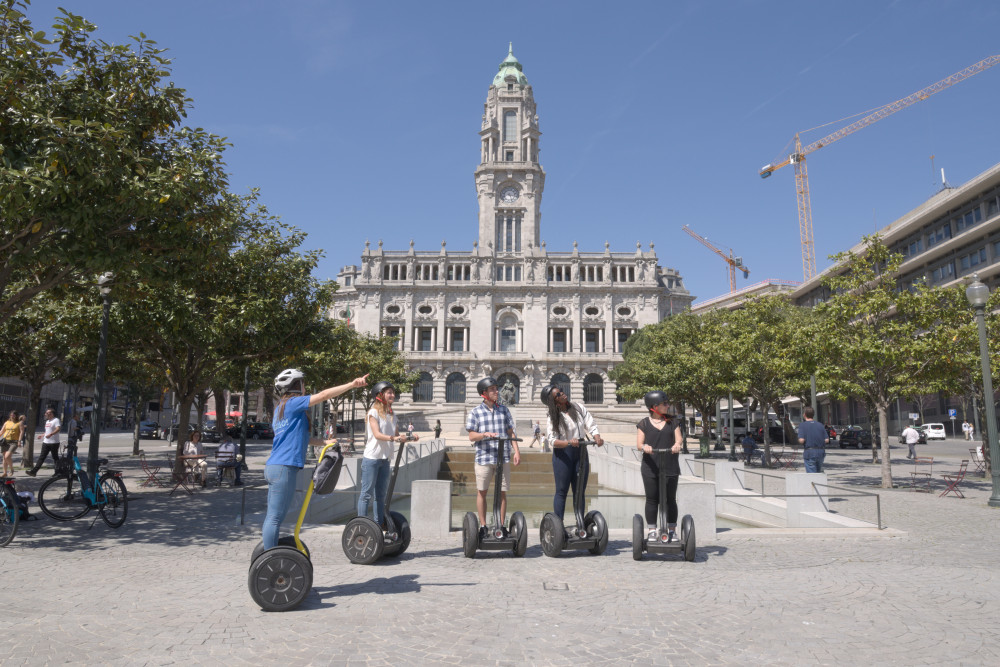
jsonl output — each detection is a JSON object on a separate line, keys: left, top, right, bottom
{"left": 492, "top": 42, "right": 528, "bottom": 87}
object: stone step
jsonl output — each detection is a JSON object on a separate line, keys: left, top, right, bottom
{"left": 438, "top": 447, "right": 599, "bottom": 489}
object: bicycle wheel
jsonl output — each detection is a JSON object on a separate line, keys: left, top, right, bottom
{"left": 97, "top": 474, "right": 128, "bottom": 529}
{"left": 0, "top": 485, "right": 19, "bottom": 547}
{"left": 38, "top": 473, "right": 92, "bottom": 521}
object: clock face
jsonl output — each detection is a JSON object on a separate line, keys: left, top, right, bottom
{"left": 499, "top": 186, "right": 519, "bottom": 203}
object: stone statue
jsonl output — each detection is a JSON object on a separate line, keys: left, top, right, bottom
{"left": 498, "top": 379, "right": 517, "bottom": 407}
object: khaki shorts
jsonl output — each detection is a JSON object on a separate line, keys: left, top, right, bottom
{"left": 474, "top": 462, "right": 510, "bottom": 492}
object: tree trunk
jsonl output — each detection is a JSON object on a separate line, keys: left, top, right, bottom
{"left": 131, "top": 400, "right": 142, "bottom": 456}
{"left": 878, "top": 405, "right": 893, "bottom": 488}
{"left": 173, "top": 394, "right": 195, "bottom": 476}
{"left": 212, "top": 387, "right": 227, "bottom": 441}
{"left": 21, "top": 385, "right": 43, "bottom": 468}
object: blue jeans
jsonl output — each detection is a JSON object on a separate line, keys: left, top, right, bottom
{"left": 262, "top": 464, "right": 300, "bottom": 549}
{"left": 803, "top": 448, "right": 826, "bottom": 473}
{"left": 358, "top": 458, "right": 391, "bottom": 525}
{"left": 552, "top": 446, "right": 587, "bottom": 520}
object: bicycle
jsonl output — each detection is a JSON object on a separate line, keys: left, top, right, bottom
{"left": 37, "top": 444, "right": 128, "bottom": 528}
{"left": 0, "top": 478, "right": 19, "bottom": 546}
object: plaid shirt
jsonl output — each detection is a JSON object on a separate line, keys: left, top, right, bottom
{"left": 466, "top": 401, "right": 515, "bottom": 465}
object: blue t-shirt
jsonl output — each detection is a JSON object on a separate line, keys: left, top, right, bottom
{"left": 797, "top": 420, "right": 828, "bottom": 449}
{"left": 267, "top": 395, "right": 311, "bottom": 468}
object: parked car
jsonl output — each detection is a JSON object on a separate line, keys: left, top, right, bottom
{"left": 201, "top": 422, "right": 222, "bottom": 443}
{"left": 723, "top": 417, "right": 749, "bottom": 439}
{"left": 226, "top": 421, "right": 274, "bottom": 439}
{"left": 138, "top": 421, "right": 160, "bottom": 439}
{"left": 919, "top": 423, "right": 947, "bottom": 440}
{"left": 753, "top": 424, "right": 790, "bottom": 444}
{"left": 838, "top": 426, "right": 881, "bottom": 449}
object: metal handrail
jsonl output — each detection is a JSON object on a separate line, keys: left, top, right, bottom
{"left": 715, "top": 480, "right": 884, "bottom": 530}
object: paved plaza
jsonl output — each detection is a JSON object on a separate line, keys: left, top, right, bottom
{"left": 1, "top": 434, "right": 998, "bottom": 665}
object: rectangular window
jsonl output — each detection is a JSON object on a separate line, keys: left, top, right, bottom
{"left": 419, "top": 329, "right": 433, "bottom": 351}
{"left": 617, "top": 330, "right": 631, "bottom": 353}
{"left": 385, "top": 327, "right": 401, "bottom": 351}
{"left": 500, "top": 330, "right": 516, "bottom": 352}
{"left": 926, "top": 223, "right": 952, "bottom": 248}
{"left": 908, "top": 239, "right": 922, "bottom": 256}
{"left": 503, "top": 111, "right": 517, "bottom": 141}
{"left": 585, "top": 330, "right": 599, "bottom": 353}
{"left": 988, "top": 197, "right": 999, "bottom": 218}
{"left": 552, "top": 330, "right": 567, "bottom": 353}
{"left": 344, "top": 276, "right": 351, "bottom": 286}
{"left": 450, "top": 329, "right": 464, "bottom": 352}
{"left": 505, "top": 151, "right": 514, "bottom": 161}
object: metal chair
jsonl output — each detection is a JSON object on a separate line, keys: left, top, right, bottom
{"left": 909, "top": 457, "right": 933, "bottom": 492}
{"left": 138, "top": 451, "right": 167, "bottom": 488}
{"left": 970, "top": 448, "right": 986, "bottom": 476}
{"left": 940, "top": 460, "right": 969, "bottom": 498}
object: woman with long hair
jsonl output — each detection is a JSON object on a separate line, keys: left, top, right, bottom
{"left": 359, "top": 381, "right": 418, "bottom": 528}
{"left": 262, "top": 369, "right": 368, "bottom": 550}
{"left": 636, "top": 390, "right": 682, "bottom": 542}
{"left": 539, "top": 385, "right": 604, "bottom": 520}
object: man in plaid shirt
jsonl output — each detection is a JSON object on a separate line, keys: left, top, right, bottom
{"left": 466, "top": 377, "right": 520, "bottom": 533}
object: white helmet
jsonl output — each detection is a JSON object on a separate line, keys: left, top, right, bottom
{"left": 274, "top": 368, "right": 305, "bottom": 393}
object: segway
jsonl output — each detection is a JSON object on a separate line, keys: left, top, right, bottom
{"left": 632, "top": 448, "right": 696, "bottom": 562}
{"left": 462, "top": 436, "right": 527, "bottom": 558}
{"left": 341, "top": 434, "right": 415, "bottom": 564}
{"left": 248, "top": 442, "right": 344, "bottom": 611}
{"left": 539, "top": 435, "right": 608, "bottom": 557}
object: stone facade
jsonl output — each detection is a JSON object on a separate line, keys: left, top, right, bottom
{"left": 331, "top": 46, "right": 692, "bottom": 421}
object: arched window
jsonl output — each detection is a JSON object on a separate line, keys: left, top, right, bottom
{"left": 445, "top": 373, "right": 466, "bottom": 404}
{"left": 583, "top": 373, "right": 604, "bottom": 404}
{"left": 551, "top": 373, "right": 571, "bottom": 400}
{"left": 496, "top": 373, "right": 520, "bottom": 405}
{"left": 412, "top": 372, "right": 433, "bottom": 403}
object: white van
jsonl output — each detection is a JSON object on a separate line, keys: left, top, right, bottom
{"left": 919, "top": 423, "right": 946, "bottom": 440}
{"left": 723, "top": 417, "right": 748, "bottom": 439}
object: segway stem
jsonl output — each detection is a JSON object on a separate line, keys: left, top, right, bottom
{"left": 657, "top": 448, "right": 668, "bottom": 534}
{"left": 572, "top": 436, "right": 594, "bottom": 530}
{"left": 383, "top": 434, "right": 416, "bottom": 535}
{"left": 486, "top": 435, "right": 521, "bottom": 530}
{"left": 292, "top": 441, "right": 340, "bottom": 556}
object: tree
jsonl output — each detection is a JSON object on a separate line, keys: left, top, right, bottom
{"left": 0, "top": 285, "right": 98, "bottom": 464}
{"left": 1, "top": 1, "right": 231, "bottom": 319}
{"left": 814, "top": 235, "right": 947, "bottom": 488}
{"left": 612, "top": 310, "right": 737, "bottom": 457}
{"left": 727, "top": 295, "right": 803, "bottom": 466}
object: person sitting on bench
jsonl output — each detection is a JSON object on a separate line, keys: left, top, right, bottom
{"left": 216, "top": 433, "right": 243, "bottom": 486}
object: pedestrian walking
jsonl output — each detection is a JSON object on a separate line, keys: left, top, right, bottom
{"left": 433, "top": 419, "right": 442, "bottom": 439}
{"left": 901, "top": 424, "right": 920, "bottom": 459}
{"left": 962, "top": 421, "right": 970, "bottom": 441}
{"left": 968, "top": 422, "right": 975, "bottom": 441}
{"left": 26, "top": 408, "right": 61, "bottom": 476}
{"left": 1, "top": 410, "right": 23, "bottom": 477}
{"left": 796, "top": 406, "right": 829, "bottom": 473}
{"left": 527, "top": 420, "right": 541, "bottom": 448}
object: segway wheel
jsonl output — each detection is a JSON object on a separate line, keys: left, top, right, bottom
{"left": 248, "top": 546, "right": 313, "bottom": 612}
{"left": 383, "top": 511, "right": 412, "bottom": 558}
{"left": 462, "top": 512, "right": 479, "bottom": 558}
{"left": 342, "top": 517, "right": 385, "bottom": 564}
{"left": 681, "top": 514, "right": 696, "bottom": 562}
{"left": 584, "top": 510, "right": 609, "bottom": 556}
{"left": 539, "top": 512, "right": 565, "bottom": 558}
{"left": 251, "top": 535, "right": 310, "bottom": 563}
{"left": 632, "top": 514, "right": 645, "bottom": 561}
{"left": 511, "top": 511, "right": 527, "bottom": 557}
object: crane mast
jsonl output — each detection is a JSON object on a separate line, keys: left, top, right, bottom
{"left": 761, "top": 54, "right": 1000, "bottom": 281}
{"left": 682, "top": 225, "right": 750, "bottom": 292}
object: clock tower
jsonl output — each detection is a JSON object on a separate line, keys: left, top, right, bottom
{"left": 475, "top": 44, "right": 545, "bottom": 255}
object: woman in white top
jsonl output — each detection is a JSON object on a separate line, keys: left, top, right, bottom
{"left": 183, "top": 430, "right": 209, "bottom": 487}
{"left": 540, "top": 385, "right": 604, "bottom": 520}
{"left": 359, "top": 382, "right": 418, "bottom": 527}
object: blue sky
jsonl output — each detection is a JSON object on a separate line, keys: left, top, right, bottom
{"left": 25, "top": 0, "right": 1000, "bottom": 301}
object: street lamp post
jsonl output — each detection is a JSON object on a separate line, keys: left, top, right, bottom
{"left": 239, "top": 325, "right": 256, "bottom": 468}
{"left": 89, "top": 272, "right": 114, "bottom": 477}
{"left": 965, "top": 275, "right": 1000, "bottom": 507}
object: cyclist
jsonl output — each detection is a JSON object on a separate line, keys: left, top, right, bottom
{"left": 359, "top": 381, "right": 418, "bottom": 529}
{"left": 262, "top": 369, "right": 368, "bottom": 551}
{"left": 636, "top": 390, "right": 683, "bottom": 542}
{"left": 1, "top": 410, "right": 23, "bottom": 477}
{"left": 540, "top": 385, "right": 604, "bottom": 520}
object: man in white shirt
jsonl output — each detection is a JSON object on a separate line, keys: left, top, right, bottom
{"left": 27, "top": 408, "right": 61, "bottom": 476}
{"left": 216, "top": 433, "right": 242, "bottom": 486}
{"left": 902, "top": 424, "right": 920, "bottom": 460}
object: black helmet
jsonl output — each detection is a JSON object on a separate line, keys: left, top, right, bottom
{"left": 371, "top": 381, "right": 396, "bottom": 399}
{"left": 644, "top": 390, "right": 669, "bottom": 410}
{"left": 539, "top": 385, "right": 558, "bottom": 406}
{"left": 477, "top": 377, "right": 498, "bottom": 396}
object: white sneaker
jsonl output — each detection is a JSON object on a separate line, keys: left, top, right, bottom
{"left": 647, "top": 529, "right": 658, "bottom": 540}
{"left": 668, "top": 531, "right": 678, "bottom": 543}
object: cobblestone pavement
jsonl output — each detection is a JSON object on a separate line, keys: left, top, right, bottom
{"left": 1, "top": 439, "right": 998, "bottom": 665}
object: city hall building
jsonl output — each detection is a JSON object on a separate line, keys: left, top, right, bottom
{"left": 331, "top": 46, "right": 692, "bottom": 428}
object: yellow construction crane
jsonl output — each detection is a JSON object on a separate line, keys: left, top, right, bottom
{"left": 682, "top": 225, "right": 749, "bottom": 292}
{"left": 760, "top": 54, "right": 1000, "bottom": 281}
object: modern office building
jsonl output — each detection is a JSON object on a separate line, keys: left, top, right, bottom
{"left": 331, "top": 46, "right": 693, "bottom": 427}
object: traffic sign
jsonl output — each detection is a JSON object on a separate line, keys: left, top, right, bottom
{"left": 948, "top": 408, "right": 957, "bottom": 418}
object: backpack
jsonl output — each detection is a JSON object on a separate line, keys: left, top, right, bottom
{"left": 312, "top": 445, "right": 344, "bottom": 495}
{"left": 15, "top": 491, "right": 37, "bottom": 521}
